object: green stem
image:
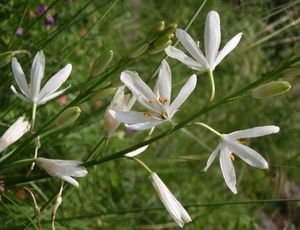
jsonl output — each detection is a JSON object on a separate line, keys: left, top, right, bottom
{"left": 4, "top": 158, "right": 36, "bottom": 168}
{"left": 208, "top": 70, "right": 215, "bottom": 102}
{"left": 31, "top": 103, "right": 37, "bottom": 133}
{"left": 193, "top": 122, "right": 223, "bottom": 138}
{"left": 125, "top": 157, "right": 153, "bottom": 174}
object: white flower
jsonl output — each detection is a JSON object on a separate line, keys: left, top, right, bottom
{"left": 11, "top": 50, "right": 72, "bottom": 105}
{"left": 104, "top": 86, "right": 136, "bottom": 137}
{"left": 165, "top": 11, "right": 242, "bottom": 72}
{"left": 0, "top": 116, "right": 30, "bottom": 152}
{"left": 150, "top": 172, "right": 191, "bottom": 228}
{"left": 109, "top": 60, "right": 197, "bottom": 130}
{"left": 36, "top": 158, "right": 88, "bottom": 187}
{"left": 203, "top": 126, "right": 280, "bottom": 194}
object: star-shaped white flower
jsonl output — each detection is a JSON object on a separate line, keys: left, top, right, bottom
{"left": 11, "top": 50, "right": 72, "bottom": 105}
{"left": 109, "top": 60, "right": 197, "bottom": 130}
{"left": 36, "top": 158, "right": 88, "bottom": 187}
{"left": 203, "top": 125, "right": 280, "bottom": 194}
{"left": 0, "top": 116, "right": 30, "bottom": 152}
{"left": 165, "top": 11, "right": 242, "bottom": 72}
{"left": 150, "top": 172, "right": 191, "bottom": 228}
{"left": 104, "top": 86, "right": 136, "bottom": 137}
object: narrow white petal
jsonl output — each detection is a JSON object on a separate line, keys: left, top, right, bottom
{"left": 203, "top": 144, "right": 220, "bottom": 172}
{"left": 176, "top": 29, "right": 208, "bottom": 68}
{"left": 156, "top": 60, "right": 172, "bottom": 107}
{"left": 109, "top": 110, "right": 159, "bottom": 125}
{"left": 39, "top": 64, "right": 72, "bottom": 99}
{"left": 121, "top": 71, "right": 163, "bottom": 113}
{"left": 59, "top": 175, "right": 79, "bottom": 187}
{"left": 38, "top": 85, "right": 70, "bottom": 105}
{"left": 213, "top": 33, "right": 242, "bottom": 68}
{"left": 10, "top": 85, "right": 30, "bottom": 102}
{"left": 225, "top": 139, "right": 269, "bottom": 169}
{"left": 165, "top": 46, "right": 206, "bottom": 71}
{"left": 227, "top": 125, "right": 280, "bottom": 139}
{"left": 169, "top": 75, "right": 197, "bottom": 118}
{"left": 204, "top": 11, "right": 221, "bottom": 68}
{"left": 30, "top": 51, "right": 45, "bottom": 102}
{"left": 125, "top": 120, "right": 163, "bottom": 130}
{"left": 126, "top": 145, "right": 148, "bottom": 157}
{"left": 219, "top": 144, "right": 237, "bottom": 194}
{"left": 11, "top": 58, "right": 31, "bottom": 98}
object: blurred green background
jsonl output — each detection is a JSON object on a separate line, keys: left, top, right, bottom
{"left": 0, "top": 0, "right": 300, "bottom": 229}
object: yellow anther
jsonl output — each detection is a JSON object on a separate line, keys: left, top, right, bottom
{"left": 27, "top": 83, "right": 31, "bottom": 89}
{"left": 238, "top": 140, "right": 248, "bottom": 145}
{"left": 143, "top": 112, "right": 153, "bottom": 117}
{"left": 148, "top": 100, "right": 156, "bottom": 104}
{"left": 230, "top": 154, "right": 235, "bottom": 161}
{"left": 159, "top": 98, "right": 168, "bottom": 105}
{"left": 160, "top": 111, "right": 168, "bottom": 119}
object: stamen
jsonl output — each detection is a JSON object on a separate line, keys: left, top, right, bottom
{"left": 143, "top": 112, "right": 153, "bottom": 117}
{"left": 27, "top": 83, "right": 31, "bottom": 89}
{"left": 230, "top": 154, "right": 235, "bottom": 161}
{"left": 160, "top": 112, "right": 168, "bottom": 119}
{"left": 148, "top": 100, "right": 156, "bottom": 104}
{"left": 238, "top": 140, "right": 248, "bottom": 145}
{"left": 159, "top": 98, "right": 168, "bottom": 105}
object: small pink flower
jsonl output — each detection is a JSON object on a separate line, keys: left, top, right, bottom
{"left": 57, "top": 95, "right": 68, "bottom": 105}
{"left": 16, "top": 27, "right": 24, "bottom": 36}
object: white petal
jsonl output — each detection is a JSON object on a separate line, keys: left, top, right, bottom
{"left": 203, "top": 144, "right": 220, "bottom": 172}
{"left": 39, "top": 64, "right": 72, "bottom": 99}
{"left": 125, "top": 121, "right": 163, "bottom": 130}
{"left": 156, "top": 59, "right": 172, "bottom": 107}
{"left": 109, "top": 110, "right": 159, "bottom": 125}
{"left": 165, "top": 46, "right": 205, "bottom": 71}
{"left": 227, "top": 125, "right": 279, "bottom": 139}
{"left": 10, "top": 85, "right": 30, "bottom": 102}
{"left": 121, "top": 71, "right": 163, "bottom": 113}
{"left": 11, "top": 58, "right": 31, "bottom": 98}
{"left": 204, "top": 11, "right": 221, "bottom": 68}
{"left": 225, "top": 139, "right": 269, "bottom": 169}
{"left": 176, "top": 29, "right": 208, "bottom": 68}
{"left": 59, "top": 175, "right": 79, "bottom": 187}
{"left": 126, "top": 145, "right": 148, "bottom": 157}
{"left": 219, "top": 144, "right": 237, "bottom": 194}
{"left": 30, "top": 51, "right": 45, "bottom": 102}
{"left": 38, "top": 86, "right": 70, "bottom": 105}
{"left": 169, "top": 75, "right": 197, "bottom": 117}
{"left": 213, "top": 33, "right": 242, "bottom": 68}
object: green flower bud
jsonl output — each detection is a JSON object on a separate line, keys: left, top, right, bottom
{"left": 90, "top": 50, "right": 113, "bottom": 77}
{"left": 153, "top": 34, "right": 173, "bottom": 47}
{"left": 252, "top": 81, "right": 291, "bottom": 99}
{"left": 282, "top": 66, "right": 300, "bottom": 78}
{"left": 147, "top": 21, "right": 165, "bottom": 42}
{"left": 128, "top": 42, "right": 149, "bottom": 59}
{"left": 160, "top": 23, "right": 177, "bottom": 35}
{"left": 0, "top": 52, "right": 13, "bottom": 68}
{"left": 148, "top": 40, "right": 172, "bottom": 55}
{"left": 54, "top": 107, "right": 81, "bottom": 127}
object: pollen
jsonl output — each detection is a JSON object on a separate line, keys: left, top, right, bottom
{"left": 238, "top": 140, "right": 248, "bottom": 145}
{"left": 159, "top": 98, "right": 168, "bottom": 105}
{"left": 143, "top": 112, "right": 153, "bottom": 117}
{"left": 148, "top": 99, "right": 156, "bottom": 104}
{"left": 230, "top": 154, "right": 235, "bottom": 161}
{"left": 160, "top": 111, "right": 168, "bottom": 119}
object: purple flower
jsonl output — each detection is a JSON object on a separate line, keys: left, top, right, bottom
{"left": 125, "top": 127, "right": 134, "bottom": 135}
{"left": 37, "top": 5, "right": 47, "bottom": 15}
{"left": 44, "top": 15, "right": 55, "bottom": 27}
{"left": 16, "top": 27, "right": 24, "bottom": 36}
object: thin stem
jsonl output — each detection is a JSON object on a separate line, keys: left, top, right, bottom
{"left": 208, "top": 70, "right": 215, "bottom": 102}
{"left": 51, "top": 181, "right": 64, "bottom": 230}
{"left": 4, "top": 158, "right": 35, "bottom": 168}
{"left": 24, "top": 187, "right": 42, "bottom": 230}
{"left": 31, "top": 103, "right": 37, "bottom": 133}
{"left": 27, "top": 136, "right": 40, "bottom": 176}
{"left": 125, "top": 157, "right": 153, "bottom": 174}
{"left": 84, "top": 137, "right": 106, "bottom": 161}
{"left": 194, "top": 122, "right": 223, "bottom": 137}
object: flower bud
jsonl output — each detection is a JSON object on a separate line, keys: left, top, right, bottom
{"left": 148, "top": 40, "right": 172, "bottom": 55}
{"left": 90, "top": 50, "right": 113, "bottom": 77}
{"left": 252, "top": 81, "right": 291, "bottom": 99}
{"left": 147, "top": 21, "right": 165, "bottom": 42}
{"left": 128, "top": 42, "right": 149, "bottom": 59}
{"left": 160, "top": 23, "right": 177, "bottom": 35}
{"left": 282, "top": 66, "right": 300, "bottom": 78}
{"left": 54, "top": 107, "right": 81, "bottom": 127}
{"left": 0, "top": 52, "right": 13, "bottom": 68}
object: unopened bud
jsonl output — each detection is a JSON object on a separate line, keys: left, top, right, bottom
{"left": 0, "top": 52, "right": 13, "bottom": 68}
{"left": 160, "top": 23, "right": 177, "bottom": 35}
{"left": 54, "top": 107, "right": 81, "bottom": 127}
{"left": 129, "top": 42, "right": 149, "bottom": 59}
{"left": 153, "top": 34, "right": 173, "bottom": 47}
{"left": 148, "top": 40, "right": 172, "bottom": 55}
{"left": 147, "top": 21, "right": 165, "bottom": 42}
{"left": 90, "top": 50, "right": 113, "bottom": 77}
{"left": 282, "top": 66, "right": 300, "bottom": 78}
{"left": 252, "top": 81, "right": 291, "bottom": 99}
